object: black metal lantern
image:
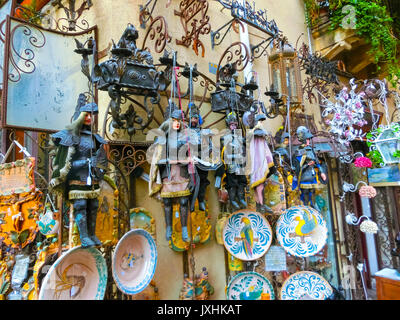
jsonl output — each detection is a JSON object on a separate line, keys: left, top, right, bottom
{"left": 267, "top": 41, "right": 303, "bottom": 106}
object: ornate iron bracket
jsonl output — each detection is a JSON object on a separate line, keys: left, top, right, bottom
{"left": 139, "top": 0, "right": 159, "bottom": 29}
{"left": 174, "top": 0, "right": 211, "bottom": 57}
{"left": 296, "top": 41, "right": 341, "bottom": 103}
{"left": 211, "top": 0, "right": 281, "bottom": 49}
{"left": 51, "top": 0, "right": 93, "bottom": 31}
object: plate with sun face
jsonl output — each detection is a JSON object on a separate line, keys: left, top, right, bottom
{"left": 223, "top": 210, "right": 272, "bottom": 261}
{"left": 112, "top": 229, "right": 157, "bottom": 295}
{"left": 39, "top": 246, "right": 107, "bottom": 300}
{"left": 276, "top": 206, "right": 328, "bottom": 257}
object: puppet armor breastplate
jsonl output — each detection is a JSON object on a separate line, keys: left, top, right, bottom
{"left": 72, "top": 131, "right": 97, "bottom": 182}
{"left": 225, "top": 133, "right": 245, "bottom": 174}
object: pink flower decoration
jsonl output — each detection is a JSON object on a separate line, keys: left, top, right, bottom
{"left": 359, "top": 185, "right": 377, "bottom": 198}
{"left": 354, "top": 157, "right": 372, "bottom": 168}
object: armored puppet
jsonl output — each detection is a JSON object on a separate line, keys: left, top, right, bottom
{"left": 49, "top": 94, "right": 108, "bottom": 248}
{"left": 291, "top": 126, "right": 327, "bottom": 207}
{"left": 149, "top": 107, "right": 194, "bottom": 242}
{"left": 215, "top": 111, "right": 248, "bottom": 211}
{"left": 187, "top": 102, "right": 221, "bottom": 212}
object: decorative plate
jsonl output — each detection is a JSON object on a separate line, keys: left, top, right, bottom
{"left": 39, "top": 246, "right": 107, "bottom": 300}
{"left": 276, "top": 206, "right": 328, "bottom": 257}
{"left": 112, "top": 228, "right": 157, "bottom": 295}
{"left": 223, "top": 210, "right": 272, "bottom": 261}
{"left": 280, "top": 271, "right": 333, "bottom": 300}
{"left": 226, "top": 272, "right": 275, "bottom": 300}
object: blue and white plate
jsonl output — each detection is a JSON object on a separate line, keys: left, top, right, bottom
{"left": 39, "top": 246, "right": 108, "bottom": 300}
{"left": 223, "top": 210, "right": 272, "bottom": 261}
{"left": 112, "top": 228, "right": 157, "bottom": 295}
{"left": 226, "top": 271, "right": 275, "bottom": 300}
{"left": 280, "top": 271, "right": 333, "bottom": 300}
{"left": 276, "top": 206, "right": 328, "bottom": 257}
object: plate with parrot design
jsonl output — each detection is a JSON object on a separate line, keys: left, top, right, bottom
{"left": 276, "top": 206, "right": 328, "bottom": 257}
{"left": 226, "top": 272, "right": 275, "bottom": 300}
{"left": 223, "top": 210, "right": 272, "bottom": 261}
{"left": 280, "top": 271, "right": 333, "bottom": 300}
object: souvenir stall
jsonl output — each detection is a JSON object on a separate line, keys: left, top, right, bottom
{"left": 0, "top": 0, "right": 399, "bottom": 301}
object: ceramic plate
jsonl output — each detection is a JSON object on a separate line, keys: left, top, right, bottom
{"left": 39, "top": 246, "right": 107, "bottom": 300}
{"left": 276, "top": 206, "right": 328, "bottom": 257}
{"left": 223, "top": 210, "right": 272, "bottom": 261}
{"left": 226, "top": 271, "right": 275, "bottom": 300}
{"left": 112, "top": 228, "right": 157, "bottom": 295}
{"left": 280, "top": 271, "right": 333, "bottom": 300}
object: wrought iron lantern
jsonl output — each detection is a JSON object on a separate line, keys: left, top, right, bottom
{"left": 92, "top": 23, "right": 162, "bottom": 137}
{"left": 265, "top": 41, "right": 303, "bottom": 110}
{"left": 367, "top": 123, "right": 400, "bottom": 166}
{"left": 211, "top": 63, "right": 257, "bottom": 115}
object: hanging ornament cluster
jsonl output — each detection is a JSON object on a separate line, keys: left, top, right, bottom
{"left": 321, "top": 79, "right": 367, "bottom": 146}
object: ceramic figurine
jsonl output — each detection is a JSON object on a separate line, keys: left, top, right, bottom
{"left": 179, "top": 274, "right": 194, "bottom": 300}
{"left": 248, "top": 113, "right": 275, "bottom": 213}
{"left": 215, "top": 111, "right": 248, "bottom": 211}
{"left": 194, "top": 267, "right": 214, "bottom": 300}
{"left": 178, "top": 267, "right": 214, "bottom": 300}
{"left": 149, "top": 106, "right": 194, "bottom": 242}
{"left": 49, "top": 94, "right": 108, "bottom": 248}
{"left": 291, "top": 126, "right": 327, "bottom": 207}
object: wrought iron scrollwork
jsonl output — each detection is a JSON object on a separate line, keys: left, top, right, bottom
{"left": 174, "top": 0, "right": 211, "bottom": 57}
{"left": 296, "top": 41, "right": 340, "bottom": 104}
{"left": 141, "top": 15, "right": 171, "bottom": 54}
{"left": 7, "top": 23, "right": 46, "bottom": 83}
{"left": 13, "top": 0, "right": 92, "bottom": 33}
{"left": 212, "top": 0, "right": 281, "bottom": 49}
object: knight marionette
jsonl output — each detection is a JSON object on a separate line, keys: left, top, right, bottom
{"left": 292, "top": 126, "right": 327, "bottom": 207}
{"left": 215, "top": 111, "right": 248, "bottom": 211}
{"left": 187, "top": 102, "right": 221, "bottom": 212}
{"left": 49, "top": 93, "right": 108, "bottom": 248}
{"left": 149, "top": 106, "right": 195, "bottom": 242}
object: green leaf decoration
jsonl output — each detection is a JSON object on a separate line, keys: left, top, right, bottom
{"left": 18, "top": 229, "right": 30, "bottom": 244}
{"left": 10, "top": 231, "right": 19, "bottom": 244}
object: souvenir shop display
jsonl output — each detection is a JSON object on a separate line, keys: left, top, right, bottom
{"left": 2, "top": 1, "right": 399, "bottom": 301}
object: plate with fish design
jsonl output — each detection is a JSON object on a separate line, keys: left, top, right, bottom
{"left": 276, "top": 206, "right": 328, "bottom": 257}
{"left": 223, "top": 210, "right": 272, "bottom": 261}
